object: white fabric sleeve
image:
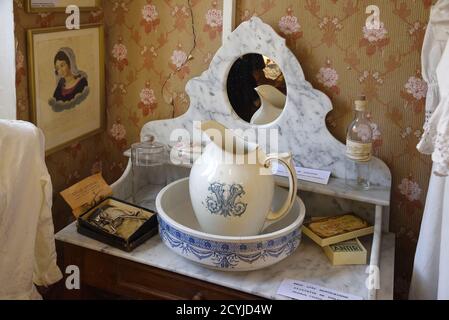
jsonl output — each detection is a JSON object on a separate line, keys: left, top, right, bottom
{"left": 421, "top": 24, "right": 442, "bottom": 129}
{"left": 417, "top": 20, "right": 449, "bottom": 155}
{"left": 32, "top": 129, "right": 63, "bottom": 287}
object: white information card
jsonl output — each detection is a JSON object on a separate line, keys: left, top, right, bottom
{"left": 273, "top": 164, "right": 331, "bottom": 185}
{"left": 277, "top": 279, "right": 364, "bottom": 300}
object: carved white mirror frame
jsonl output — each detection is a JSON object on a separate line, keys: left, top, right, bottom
{"left": 141, "top": 16, "right": 391, "bottom": 187}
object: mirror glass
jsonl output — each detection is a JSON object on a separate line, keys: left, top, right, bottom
{"left": 226, "top": 54, "right": 287, "bottom": 125}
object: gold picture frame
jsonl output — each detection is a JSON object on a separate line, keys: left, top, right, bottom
{"left": 26, "top": 0, "right": 101, "bottom": 13}
{"left": 27, "top": 24, "right": 105, "bottom": 155}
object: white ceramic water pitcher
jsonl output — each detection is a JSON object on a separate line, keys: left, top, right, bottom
{"left": 189, "top": 120, "right": 297, "bottom": 236}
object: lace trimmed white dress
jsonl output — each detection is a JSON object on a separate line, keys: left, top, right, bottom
{"left": 417, "top": 0, "right": 449, "bottom": 176}
{"left": 410, "top": 0, "right": 449, "bottom": 300}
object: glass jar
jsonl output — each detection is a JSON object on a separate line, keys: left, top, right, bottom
{"left": 131, "top": 136, "right": 167, "bottom": 212}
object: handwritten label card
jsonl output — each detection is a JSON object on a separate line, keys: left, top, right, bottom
{"left": 60, "top": 173, "right": 112, "bottom": 218}
{"left": 277, "top": 279, "right": 363, "bottom": 300}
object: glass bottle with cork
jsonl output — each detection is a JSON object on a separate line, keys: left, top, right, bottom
{"left": 345, "top": 95, "right": 373, "bottom": 190}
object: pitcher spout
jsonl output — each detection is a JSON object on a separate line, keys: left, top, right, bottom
{"left": 196, "top": 120, "right": 257, "bottom": 156}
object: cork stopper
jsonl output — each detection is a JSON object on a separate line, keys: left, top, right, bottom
{"left": 355, "top": 95, "right": 367, "bottom": 111}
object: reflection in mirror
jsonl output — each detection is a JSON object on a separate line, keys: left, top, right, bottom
{"left": 226, "top": 54, "right": 287, "bottom": 125}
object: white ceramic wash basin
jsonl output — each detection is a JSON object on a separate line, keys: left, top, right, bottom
{"left": 155, "top": 177, "right": 306, "bottom": 271}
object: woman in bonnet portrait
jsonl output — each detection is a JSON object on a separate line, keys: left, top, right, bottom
{"left": 48, "top": 47, "right": 89, "bottom": 112}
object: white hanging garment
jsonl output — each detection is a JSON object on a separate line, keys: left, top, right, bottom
{"left": 0, "top": 120, "right": 62, "bottom": 299}
{"left": 417, "top": 0, "right": 449, "bottom": 175}
{"left": 410, "top": 0, "right": 449, "bottom": 300}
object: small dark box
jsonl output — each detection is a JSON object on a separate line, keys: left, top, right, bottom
{"left": 77, "top": 197, "right": 158, "bottom": 252}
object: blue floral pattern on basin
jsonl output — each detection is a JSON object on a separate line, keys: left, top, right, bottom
{"left": 157, "top": 216, "right": 301, "bottom": 269}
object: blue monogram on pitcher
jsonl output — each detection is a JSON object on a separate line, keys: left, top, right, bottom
{"left": 204, "top": 182, "right": 247, "bottom": 217}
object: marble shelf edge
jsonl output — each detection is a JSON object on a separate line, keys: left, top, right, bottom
{"left": 120, "top": 154, "right": 390, "bottom": 207}
{"left": 54, "top": 222, "right": 395, "bottom": 300}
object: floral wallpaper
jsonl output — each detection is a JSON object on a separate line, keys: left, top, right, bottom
{"left": 13, "top": 0, "right": 436, "bottom": 299}
{"left": 13, "top": 0, "right": 113, "bottom": 233}
{"left": 13, "top": 0, "right": 223, "bottom": 233}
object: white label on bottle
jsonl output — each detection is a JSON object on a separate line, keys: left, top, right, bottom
{"left": 346, "top": 139, "right": 372, "bottom": 162}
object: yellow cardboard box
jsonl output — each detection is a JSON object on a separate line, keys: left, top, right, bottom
{"left": 302, "top": 214, "right": 374, "bottom": 247}
{"left": 323, "top": 238, "right": 367, "bottom": 265}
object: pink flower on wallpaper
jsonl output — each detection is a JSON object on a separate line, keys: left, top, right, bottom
{"left": 360, "top": 22, "right": 390, "bottom": 55}
{"left": 111, "top": 42, "right": 128, "bottom": 71}
{"left": 363, "top": 22, "right": 388, "bottom": 42}
{"left": 401, "top": 73, "right": 426, "bottom": 113}
{"left": 404, "top": 76, "right": 427, "bottom": 100}
{"left": 169, "top": 48, "right": 190, "bottom": 79}
{"left": 316, "top": 60, "right": 340, "bottom": 96}
{"left": 140, "top": 87, "right": 156, "bottom": 106}
{"left": 205, "top": 8, "right": 223, "bottom": 28}
{"left": 171, "top": 50, "right": 188, "bottom": 69}
{"left": 112, "top": 43, "right": 127, "bottom": 61}
{"left": 278, "top": 9, "right": 303, "bottom": 46}
{"left": 142, "top": 3, "right": 158, "bottom": 21}
{"left": 316, "top": 67, "right": 339, "bottom": 88}
{"left": 110, "top": 122, "right": 126, "bottom": 141}
{"left": 141, "top": 2, "right": 160, "bottom": 33}
{"left": 398, "top": 178, "right": 422, "bottom": 202}
{"left": 203, "top": 5, "right": 222, "bottom": 40}
{"left": 138, "top": 85, "right": 158, "bottom": 116}
{"left": 279, "top": 15, "right": 301, "bottom": 35}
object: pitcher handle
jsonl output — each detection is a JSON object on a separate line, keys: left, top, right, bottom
{"left": 264, "top": 152, "right": 297, "bottom": 222}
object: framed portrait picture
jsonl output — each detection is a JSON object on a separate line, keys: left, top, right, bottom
{"left": 26, "top": 0, "right": 101, "bottom": 13}
{"left": 27, "top": 24, "right": 105, "bottom": 155}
